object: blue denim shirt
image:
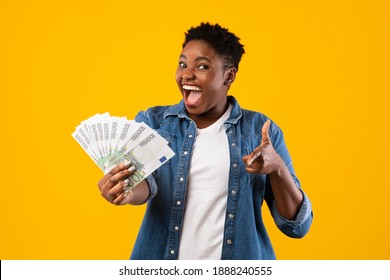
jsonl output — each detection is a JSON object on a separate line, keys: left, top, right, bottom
{"left": 131, "top": 96, "right": 313, "bottom": 260}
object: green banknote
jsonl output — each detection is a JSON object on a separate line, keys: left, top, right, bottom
{"left": 72, "top": 113, "right": 175, "bottom": 189}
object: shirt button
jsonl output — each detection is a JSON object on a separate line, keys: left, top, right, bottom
{"left": 176, "top": 201, "right": 181, "bottom": 205}
{"left": 175, "top": 226, "right": 179, "bottom": 231}
{"left": 231, "top": 143, "right": 236, "bottom": 147}
{"left": 179, "top": 177, "right": 184, "bottom": 182}
{"left": 227, "top": 239, "right": 232, "bottom": 245}
{"left": 231, "top": 190, "right": 237, "bottom": 195}
{"left": 232, "top": 163, "right": 238, "bottom": 168}
{"left": 170, "top": 250, "right": 175, "bottom": 255}
{"left": 189, "top": 134, "right": 193, "bottom": 138}
{"left": 183, "top": 151, "right": 188, "bottom": 155}
{"left": 229, "top": 213, "right": 234, "bottom": 219}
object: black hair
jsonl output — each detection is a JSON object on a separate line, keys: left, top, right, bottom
{"left": 182, "top": 22, "right": 245, "bottom": 71}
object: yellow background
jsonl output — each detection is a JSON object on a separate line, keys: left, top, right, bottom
{"left": 1, "top": 0, "right": 389, "bottom": 259}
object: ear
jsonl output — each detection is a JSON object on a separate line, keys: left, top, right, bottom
{"left": 224, "top": 67, "right": 237, "bottom": 86}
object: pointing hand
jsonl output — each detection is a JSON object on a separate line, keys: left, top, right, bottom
{"left": 242, "top": 120, "right": 284, "bottom": 174}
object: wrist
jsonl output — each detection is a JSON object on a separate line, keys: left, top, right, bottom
{"left": 270, "top": 156, "right": 287, "bottom": 177}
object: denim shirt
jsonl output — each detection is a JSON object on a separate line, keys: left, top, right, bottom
{"left": 131, "top": 96, "right": 313, "bottom": 260}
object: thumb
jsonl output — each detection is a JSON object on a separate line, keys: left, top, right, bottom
{"left": 261, "top": 120, "right": 271, "bottom": 144}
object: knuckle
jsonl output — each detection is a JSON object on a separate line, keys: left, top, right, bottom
{"left": 108, "top": 167, "right": 118, "bottom": 175}
{"left": 108, "top": 188, "right": 117, "bottom": 197}
{"left": 97, "top": 178, "right": 105, "bottom": 187}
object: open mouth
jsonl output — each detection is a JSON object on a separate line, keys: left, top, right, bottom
{"left": 182, "top": 84, "right": 203, "bottom": 106}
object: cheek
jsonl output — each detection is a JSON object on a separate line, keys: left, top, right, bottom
{"left": 205, "top": 75, "right": 224, "bottom": 90}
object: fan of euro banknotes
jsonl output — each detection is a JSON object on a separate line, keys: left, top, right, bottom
{"left": 72, "top": 113, "right": 175, "bottom": 189}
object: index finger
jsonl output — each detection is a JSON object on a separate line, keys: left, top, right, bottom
{"left": 247, "top": 146, "right": 262, "bottom": 166}
{"left": 98, "top": 160, "right": 131, "bottom": 187}
{"left": 261, "top": 120, "right": 271, "bottom": 144}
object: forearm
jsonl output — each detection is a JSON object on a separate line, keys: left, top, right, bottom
{"left": 269, "top": 160, "right": 303, "bottom": 220}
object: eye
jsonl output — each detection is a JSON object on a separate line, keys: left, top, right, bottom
{"left": 198, "top": 64, "right": 209, "bottom": 70}
{"left": 178, "top": 62, "right": 186, "bottom": 68}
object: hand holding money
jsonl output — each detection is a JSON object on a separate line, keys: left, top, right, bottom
{"left": 72, "top": 113, "right": 175, "bottom": 201}
{"left": 97, "top": 161, "right": 150, "bottom": 205}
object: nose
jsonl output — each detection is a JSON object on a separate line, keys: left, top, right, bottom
{"left": 181, "top": 68, "right": 195, "bottom": 81}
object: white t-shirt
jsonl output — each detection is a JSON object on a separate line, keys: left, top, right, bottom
{"left": 178, "top": 105, "right": 232, "bottom": 259}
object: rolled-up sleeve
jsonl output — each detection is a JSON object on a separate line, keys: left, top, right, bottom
{"left": 271, "top": 189, "right": 313, "bottom": 238}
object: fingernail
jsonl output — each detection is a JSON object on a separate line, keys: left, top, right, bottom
{"left": 123, "top": 160, "right": 132, "bottom": 167}
{"left": 124, "top": 179, "right": 129, "bottom": 186}
{"left": 128, "top": 166, "right": 136, "bottom": 173}
{"left": 123, "top": 190, "right": 129, "bottom": 198}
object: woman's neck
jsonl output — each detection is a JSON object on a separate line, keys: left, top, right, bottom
{"left": 189, "top": 102, "right": 229, "bottom": 129}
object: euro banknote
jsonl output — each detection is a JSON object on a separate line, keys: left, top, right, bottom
{"left": 72, "top": 113, "right": 175, "bottom": 189}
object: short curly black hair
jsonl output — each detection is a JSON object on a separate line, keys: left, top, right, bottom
{"left": 182, "top": 22, "right": 245, "bottom": 71}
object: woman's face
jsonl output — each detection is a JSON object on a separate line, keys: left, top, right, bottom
{"left": 176, "top": 40, "right": 233, "bottom": 122}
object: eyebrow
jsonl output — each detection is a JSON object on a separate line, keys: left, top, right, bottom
{"left": 179, "top": 54, "right": 212, "bottom": 63}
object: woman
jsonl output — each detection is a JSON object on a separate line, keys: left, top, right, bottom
{"left": 98, "top": 22, "right": 313, "bottom": 260}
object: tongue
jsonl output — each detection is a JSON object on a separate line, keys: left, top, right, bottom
{"left": 187, "top": 91, "right": 202, "bottom": 105}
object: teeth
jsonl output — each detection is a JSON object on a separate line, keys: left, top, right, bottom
{"left": 183, "top": 85, "right": 202, "bottom": 91}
